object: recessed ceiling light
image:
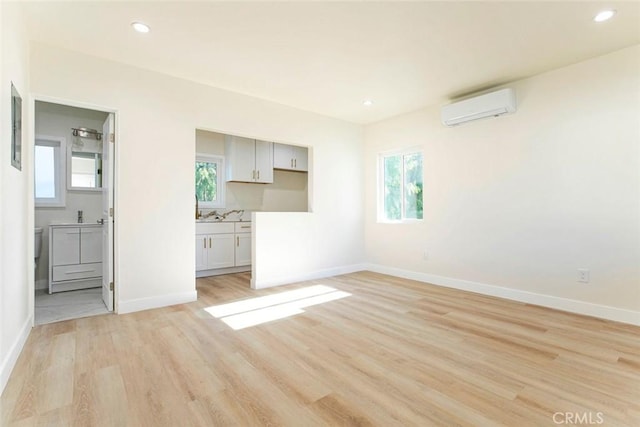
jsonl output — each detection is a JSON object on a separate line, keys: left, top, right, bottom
{"left": 363, "top": 100, "right": 373, "bottom": 107}
{"left": 131, "top": 21, "right": 150, "bottom": 33}
{"left": 594, "top": 10, "right": 616, "bottom": 22}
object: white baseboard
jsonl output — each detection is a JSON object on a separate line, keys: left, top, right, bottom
{"left": 366, "top": 264, "right": 640, "bottom": 326}
{"left": 117, "top": 290, "right": 198, "bottom": 314}
{"left": 197, "top": 265, "right": 250, "bottom": 278}
{"left": 35, "top": 279, "right": 48, "bottom": 290}
{"left": 0, "top": 315, "right": 32, "bottom": 395}
{"left": 251, "top": 263, "right": 368, "bottom": 289}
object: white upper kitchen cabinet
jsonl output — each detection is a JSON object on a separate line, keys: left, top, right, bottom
{"left": 273, "top": 143, "right": 308, "bottom": 172}
{"left": 254, "top": 140, "right": 274, "bottom": 182}
{"left": 225, "top": 135, "right": 273, "bottom": 183}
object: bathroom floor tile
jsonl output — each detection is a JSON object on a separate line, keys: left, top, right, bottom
{"left": 35, "top": 288, "right": 109, "bottom": 325}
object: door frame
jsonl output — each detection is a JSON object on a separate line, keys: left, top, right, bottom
{"left": 30, "top": 94, "right": 119, "bottom": 321}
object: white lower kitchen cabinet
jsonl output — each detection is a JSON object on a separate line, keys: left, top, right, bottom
{"left": 234, "top": 222, "right": 252, "bottom": 267}
{"left": 208, "top": 234, "right": 235, "bottom": 269}
{"left": 196, "top": 221, "right": 251, "bottom": 277}
{"left": 197, "top": 234, "right": 234, "bottom": 270}
{"left": 196, "top": 222, "right": 234, "bottom": 271}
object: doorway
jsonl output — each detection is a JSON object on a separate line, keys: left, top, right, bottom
{"left": 33, "top": 100, "right": 115, "bottom": 324}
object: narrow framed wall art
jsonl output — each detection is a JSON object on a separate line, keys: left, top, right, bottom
{"left": 11, "top": 82, "right": 22, "bottom": 171}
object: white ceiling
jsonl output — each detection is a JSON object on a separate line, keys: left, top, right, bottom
{"left": 21, "top": 1, "right": 640, "bottom": 124}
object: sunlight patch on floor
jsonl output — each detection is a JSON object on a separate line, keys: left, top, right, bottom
{"left": 204, "top": 285, "right": 351, "bottom": 330}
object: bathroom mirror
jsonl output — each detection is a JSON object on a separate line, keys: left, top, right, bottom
{"left": 67, "top": 149, "right": 102, "bottom": 190}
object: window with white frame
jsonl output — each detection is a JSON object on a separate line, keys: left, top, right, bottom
{"left": 35, "top": 137, "right": 66, "bottom": 207}
{"left": 195, "top": 154, "right": 225, "bottom": 208}
{"left": 378, "top": 149, "right": 423, "bottom": 222}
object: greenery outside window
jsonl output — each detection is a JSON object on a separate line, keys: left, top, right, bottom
{"left": 378, "top": 149, "right": 423, "bottom": 222}
{"left": 196, "top": 154, "right": 225, "bottom": 208}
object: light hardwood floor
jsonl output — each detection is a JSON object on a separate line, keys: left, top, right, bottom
{"left": 2, "top": 272, "right": 639, "bottom": 426}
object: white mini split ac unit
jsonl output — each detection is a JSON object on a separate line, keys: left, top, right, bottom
{"left": 441, "top": 88, "right": 516, "bottom": 127}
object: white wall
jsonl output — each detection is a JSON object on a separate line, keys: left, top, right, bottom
{"left": 364, "top": 45, "right": 640, "bottom": 323}
{"left": 196, "top": 129, "right": 309, "bottom": 213}
{"left": 34, "top": 101, "right": 108, "bottom": 289}
{"left": 1, "top": 2, "right": 31, "bottom": 395}
{"left": 252, "top": 115, "right": 366, "bottom": 287}
{"left": 30, "top": 43, "right": 364, "bottom": 309}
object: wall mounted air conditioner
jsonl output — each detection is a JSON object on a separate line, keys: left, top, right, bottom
{"left": 441, "top": 88, "right": 516, "bottom": 127}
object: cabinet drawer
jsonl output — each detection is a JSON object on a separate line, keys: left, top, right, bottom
{"left": 196, "top": 222, "right": 234, "bottom": 234}
{"left": 234, "top": 222, "right": 252, "bottom": 233}
{"left": 53, "top": 262, "right": 102, "bottom": 282}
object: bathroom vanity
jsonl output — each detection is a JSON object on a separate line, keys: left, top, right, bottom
{"left": 49, "top": 223, "right": 102, "bottom": 293}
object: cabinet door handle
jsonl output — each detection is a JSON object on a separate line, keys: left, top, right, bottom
{"left": 294, "top": 158, "right": 297, "bottom": 168}
{"left": 209, "top": 237, "right": 212, "bottom": 248}
{"left": 257, "top": 170, "right": 260, "bottom": 180}
{"left": 236, "top": 236, "right": 239, "bottom": 247}
{"left": 252, "top": 170, "right": 256, "bottom": 180}
{"left": 291, "top": 158, "right": 293, "bottom": 168}
{"left": 203, "top": 238, "right": 206, "bottom": 248}
{"left": 65, "top": 269, "right": 94, "bottom": 274}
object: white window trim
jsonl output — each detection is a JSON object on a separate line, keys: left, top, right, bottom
{"left": 196, "top": 153, "right": 225, "bottom": 209}
{"left": 35, "top": 135, "right": 66, "bottom": 208}
{"left": 377, "top": 147, "right": 424, "bottom": 224}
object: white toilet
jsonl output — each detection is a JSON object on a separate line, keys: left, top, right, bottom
{"left": 34, "top": 227, "right": 43, "bottom": 268}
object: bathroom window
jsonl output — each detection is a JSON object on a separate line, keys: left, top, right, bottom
{"left": 196, "top": 154, "right": 225, "bottom": 208}
{"left": 35, "top": 136, "right": 66, "bottom": 207}
{"left": 378, "top": 148, "right": 423, "bottom": 222}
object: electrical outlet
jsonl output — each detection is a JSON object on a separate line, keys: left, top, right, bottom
{"left": 423, "top": 250, "right": 429, "bottom": 261}
{"left": 577, "top": 269, "right": 590, "bottom": 283}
